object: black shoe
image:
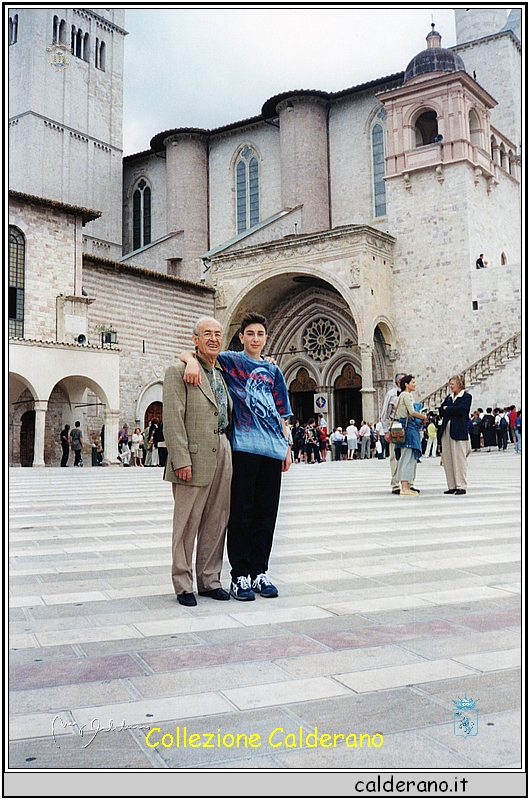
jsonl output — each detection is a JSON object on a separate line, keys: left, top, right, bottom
{"left": 454, "top": 489, "right": 467, "bottom": 495}
{"left": 177, "top": 592, "right": 197, "bottom": 607}
{"left": 392, "top": 489, "right": 401, "bottom": 495}
{"left": 198, "top": 588, "right": 230, "bottom": 600}
{"left": 444, "top": 489, "right": 456, "bottom": 494}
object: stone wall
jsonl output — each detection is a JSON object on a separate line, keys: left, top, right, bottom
{"left": 9, "top": 197, "right": 77, "bottom": 341}
{"left": 387, "top": 162, "right": 520, "bottom": 398}
{"left": 452, "top": 34, "right": 521, "bottom": 148}
{"left": 83, "top": 258, "right": 215, "bottom": 426}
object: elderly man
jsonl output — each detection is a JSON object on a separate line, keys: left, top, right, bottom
{"left": 381, "top": 372, "right": 417, "bottom": 495}
{"left": 163, "top": 317, "right": 232, "bottom": 607}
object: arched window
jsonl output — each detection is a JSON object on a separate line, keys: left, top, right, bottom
{"left": 371, "top": 108, "right": 386, "bottom": 218}
{"left": 9, "top": 226, "right": 25, "bottom": 337}
{"left": 500, "top": 251, "right": 507, "bottom": 266}
{"left": 95, "top": 39, "right": 106, "bottom": 70}
{"left": 235, "top": 146, "right": 260, "bottom": 234}
{"left": 415, "top": 109, "right": 438, "bottom": 146}
{"left": 59, "top": 19, "right": 66, "bottom": 43}
{"left": 469, "top": 109, "right": 482, "bottom": 148}
{"left": 71, "top": 27, "right": 86, "bottom": 59}
{"left": 499, "top": 143, "right": 507, "bottom": 171}
{"left": 53, "top": 15, "right": 59, "bottom": 42}
{"left": 132, "top": 179, "right": 152, "bottom": 251}
{"left": 9, "top": 14, "right": 18, "bottom": 45}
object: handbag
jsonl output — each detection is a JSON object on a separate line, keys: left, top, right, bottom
{"left": 389, "top": 396, "right": 409, "bottom": 445}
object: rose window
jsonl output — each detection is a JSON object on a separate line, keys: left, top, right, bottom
{"left": 302, "top": 318, "right": 340, "bottom": 362}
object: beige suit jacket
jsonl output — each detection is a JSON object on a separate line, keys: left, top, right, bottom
{"left": 163, "top": 359, "right": 232, "bottom": 487}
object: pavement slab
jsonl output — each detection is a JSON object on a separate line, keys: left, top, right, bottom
{"left": 8, "top": 451, "right": 521, "bottom": 771}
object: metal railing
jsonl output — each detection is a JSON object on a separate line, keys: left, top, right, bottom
{"left": 422, "top": 331, "right": 521, "bottom": 410}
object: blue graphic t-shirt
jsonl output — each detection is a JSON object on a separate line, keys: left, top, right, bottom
{"left": 217, "top": 351, "right": 292, "bottom": 460}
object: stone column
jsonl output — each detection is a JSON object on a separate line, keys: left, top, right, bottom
{"left": 359, "top": 343, "right": 376, "bottom": 424}
{"left": 164, "top": 131, "right": 209, "bottom": 283}
{"left": 33, "top": 401, "right": 48, "bottom": 468}
{"left": 103, "top": 409, "right": 121, "bottom": 465}
{"left": 277, "top": 95, "right": 330, "bottom": 233}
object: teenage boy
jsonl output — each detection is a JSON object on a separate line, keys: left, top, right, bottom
{"left": 181, "top": 312, "right": 292, "bottom": 600}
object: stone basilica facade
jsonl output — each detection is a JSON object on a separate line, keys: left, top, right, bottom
{"left": 9, "top": 7, "right": 521, "bottom": 466}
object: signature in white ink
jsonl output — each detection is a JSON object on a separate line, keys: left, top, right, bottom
{"left": 52, "top": 715, "right": 150, "bottom": 748}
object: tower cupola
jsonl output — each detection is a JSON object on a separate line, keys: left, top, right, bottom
{"left": 404, "top": 24, "right": 465, "bottom": 83}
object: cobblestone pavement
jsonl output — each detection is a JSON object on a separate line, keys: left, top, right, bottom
{"left": 9, "top": 449, "right": 521, "bottom": 770}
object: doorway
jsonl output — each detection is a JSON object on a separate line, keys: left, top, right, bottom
{"left": 289, "top": 368, "right": 317, "bottom": 424}
{"left": 333, "top": 364, "right": 362, "bottom": 427}
{"left": 144, "top": 401, "right": 163, "bottom": 429}
{"left": 20, "top": 410, "right": 35, "bottom": 467}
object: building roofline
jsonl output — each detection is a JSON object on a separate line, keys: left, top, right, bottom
{"left": 9, "top": 190, "right": 102, "bottom": 223}
{"left": 140, "top": 74, "right": 405, "bottom": 158}
{"left": 83, "top": 254, "right": 215, "bottom": 292}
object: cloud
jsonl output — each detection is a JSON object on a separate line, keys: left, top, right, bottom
{"left": 122, "top": 7, "right": 456, "bottom": 155}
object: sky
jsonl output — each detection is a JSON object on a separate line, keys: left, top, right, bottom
{"left": 122, "top": 6, "right": 458, "bottom": 156}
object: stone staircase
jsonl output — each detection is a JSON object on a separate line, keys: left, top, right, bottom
{"left": 422, "top": 331, "right": 521, "bottom": 410}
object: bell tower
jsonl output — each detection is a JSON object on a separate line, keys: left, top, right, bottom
{"left": 376, "top": 25, "right": 520, "bottom": 396}
{"left": 8, "top": 7, "right": 127, "bottom": 259}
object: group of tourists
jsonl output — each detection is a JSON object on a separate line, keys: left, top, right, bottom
{"left": 291, "top": 418, "right": 385, "bottom": 464}
{"left": 117, "top": 421, "right": 167, "bottom": 467}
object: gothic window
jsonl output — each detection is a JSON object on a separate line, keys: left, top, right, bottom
{"left": 9, "top": 226, "right": 25, "bottom": 337}
{"left": 9, "top": 14, "right": 18, "bottom": 44}
{"left": 501, "top": 251, "right": 507, "bottom": 266}
{"left": 132, "top": 179, "right": 152, "bottom": 251}
{"left": 235, "top": 146, "right": 260, "bottom": 234}
{"left": 83, "top": 32, "right": 90, "bottom": 62}
{"left": 415, "top": 109, "right": 438, "bottom": 146}
{"left": 371, "top": 108, "right": 387, "bottom": 218}
{"left": 95, "top": 39, "right": 106, "bottom": 70}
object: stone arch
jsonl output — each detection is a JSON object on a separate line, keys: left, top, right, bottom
{"left": 288, "top": 366, "right": 319, "bottom": 425}
{"left": 407, "top": 104, "right": 443, "bottom": 148}
{"left": 469, "top": 108, "right": 483, "bottom": 149}
{"left": 221, "top": 267, "right": 363, "bottom": 351}
{"left": 283, "top": 358, "right": 319, "bottom": 388}
{"left": 135, "top": 380, "right": 163, "bottom": 428}
{"left": 229, "top": 141, "right": 264, "bottom": 171}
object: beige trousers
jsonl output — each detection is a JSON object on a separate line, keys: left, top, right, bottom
{"left": 171, "top": 433, "right": 232, "bottom": 595}
{"left": 390, "top": 441, "right": 415, "bottom": 489}
{"left": 441, "top": 428, "right": 471, "bottom": 490}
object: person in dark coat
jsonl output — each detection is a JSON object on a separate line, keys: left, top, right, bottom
{"left": 481, "top": 407, "right": 496, "bottom": 452}
{"left": 60, "top": 424, "right": 70, "bottom": 467}
{"left": 439, "top": 375, "right": 472, "bottom": 495}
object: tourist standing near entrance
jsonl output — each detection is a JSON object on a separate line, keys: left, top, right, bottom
{"left": 69, "top": 421, "right": 84, "bottom": 467}
{"left": 182, "top": 311, "right": 292, "bottom": 601}
{"left": 60, "top": 424, "right": 70, "bottom": 467}
{"left": 380, "top": 373, "right": 406, "bottom": 494}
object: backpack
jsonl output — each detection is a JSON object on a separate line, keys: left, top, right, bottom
{"left": 483, "top": 417, "right": 492, "bottom": 430}
{"left": 500, "top": 417, "right": 508, "bottom": 430}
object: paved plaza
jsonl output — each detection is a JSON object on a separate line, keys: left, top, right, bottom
{"left": 8, "top": 449, "right": 521, "bottom": 771}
